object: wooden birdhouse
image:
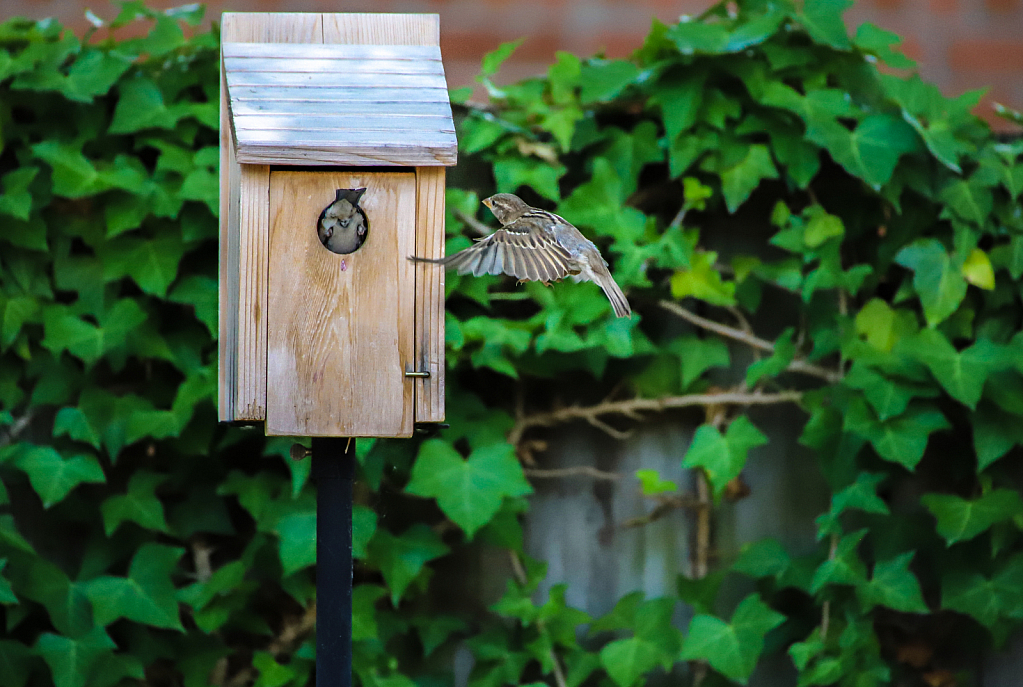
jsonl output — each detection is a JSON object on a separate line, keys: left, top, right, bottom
{"left": 218, "top": 13, "right": 455, "bottom": 438}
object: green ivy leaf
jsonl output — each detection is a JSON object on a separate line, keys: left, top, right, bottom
{"left": 680, "top": 594, "right": 786, "bottom": 684}
{"left": 810, "top": 529, "right": 869, "bottom": 592}
{"left": 406, "top": 440, "right": 532, "bottom": 538}
{"left": 579, "top": 59, "right": 640, "bottom": 103}
{"left": 816, "top": 472, "right": 890, "bottom": 538}
{"left": 798, "top": 0, "right": 853, "bottom": 49}
{"left": 10, "top": 445, "right": 105, "bottom": 508}
{"left": 670, "top": 251, "right": 736, "bottom": 306}
{"left": 84, "top": 543, "right": 184, "bottom": 630}
{"left": 745, "top": 328, "right": 796, "bottom": 386}
{"left": 367, "top": 524, "right": 449, "bottom": 605}
{"left": 100, "top": 471, "right": 170, "bottom": 536}
{"left": 35, "top": 627, "right": 116, "bottom": 687}
{"left": 903, "top": 330, "right": 1007, "bottom": 409}
{"left": 480, "top": 39, "right": 524, "bottom": 78}
{"left": 719, "top": 144, "right": 779, "bottom": 213}
{"left": 635, "top": 469, "right": 677, "bottom": 496}
{"left": 895, "top": 239, "right": 968, "bottom": 327}
{"left": 844, "top": 398, "right": 949, "bottom": 470}
{"left": 732, "top": 539, "right": 790, "bottom": 579}
{"left": 352, "top": 585, "right": 388, "bottom": 642}
{"left": 922, "top": 490, "right": 1023, "bottom": 545}
{"left": 857, "top": 552, "right": 928, "bottom": 613}
{"left": 682, "top": 417, "right": 768, "bottom": 499}
{"left": 492, "top": 157, "right": 566, "bottom": 203}
{"left": 972, "top": 405, "right": 1023, "bottom": 472}
{"left": 599, "top": 637, "right": 661, "bottom": 687}
{"left": 0, "top": 168, "right": 39, "bottom": 220}
{"left": 109, "top": 76, "right": 182, "bottom": 133}
{"left": 99, "top": 234, "right": 185, "bottom": 297}
{"left": 810, "top": 114, "right": 919, "bottom": 189}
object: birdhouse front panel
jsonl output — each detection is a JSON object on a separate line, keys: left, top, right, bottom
{"left": 218, "top": 12, "right": 453, "bottom": 437}
{"left": 267, "top": 171, "right": 416, "bottom": 437}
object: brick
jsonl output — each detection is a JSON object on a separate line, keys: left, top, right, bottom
{"left": 440, "top": 30, "right": 561, "bottom": 62}
{"left": 948, "top": 39, "right": 1023, "bottom": 72}
{"left": 928, "top": 0, "right": 958, "bottom": 13}
{"left": 984, "top": 0, "right": 1019, "bottom": 12}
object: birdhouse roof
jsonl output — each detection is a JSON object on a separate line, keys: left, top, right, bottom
{"left": 223, "top": 42, "right": 457, "bottom": 166}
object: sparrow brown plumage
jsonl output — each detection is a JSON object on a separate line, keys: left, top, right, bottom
{"left": 318, "top": 188, "right": 368, "bottom": 254}
{"left": 410, "top": 193, "right": 631, "bottom": 318}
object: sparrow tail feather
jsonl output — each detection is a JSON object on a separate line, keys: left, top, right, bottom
{"left": 594, "top": 272, "right": 632, "bottom": 318}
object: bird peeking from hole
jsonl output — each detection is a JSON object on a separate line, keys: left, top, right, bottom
{"left": 409, "top": 193, "right": 631, "bottom": 318}
{"left": 318, "top": 188, "right": 368, "bottom": 255}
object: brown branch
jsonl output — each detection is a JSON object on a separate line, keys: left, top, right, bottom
{"left": 659, "top": 301, "right": 841, "bottom": 383}
{"left": 509, "top": 551, "right": 568, "bottom": 687}
{"left": 820, "top": 533, "right": 839, "bottom": 640}
{"left": 622, "top": 494, "right": 705, "bottom": 527}
{"left": 454, "top": 207, "right": 492, "bottom": 237}
{"left": 524, "top": 466, "right": 621, "bottom": 481}
{"left": 508, "top": 389, "right": 802, "bottom": 448}
{"left": 0, "top": 411, "right": 34, "bottom": 450}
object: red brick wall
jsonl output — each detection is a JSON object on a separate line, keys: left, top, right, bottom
{"left": 6, "top": 0, "right": 1022, "bottom": 130}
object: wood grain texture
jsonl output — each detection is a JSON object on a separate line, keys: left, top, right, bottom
{"left": 222, "top": 12, "right": 324, "bottom": 43}
{"left": 227, "top": 70, "right": 447, "bottom": 88}
{"left": 236, "top": 142, "right": 457, "bottom": 167}
{"left": 219, "top": 12, "right": 324, "bottom": 422}
{"left": 414, "top": 167, "right": 446, "bottom": 423}
{"left": 224, "top": 56, "right": 442, "bottom": 73}
{"left": 234, "top": 114, "right": 455, "bottom": 133}
{"left": 219, "top": 41, "right": 237, "bottom": 422}
{"left": 266, "top": 171, "right": 417, "bottom": 437}
{"left": 222, "top": 14, "right": 455, "bottom": 168}
{"left": 235, "top": 165, "right": 270, "bottom": 421}
{"left": 232, "top": 99, "right": 454, "bottom": 116}
{"left": 229, "top": 85, "right": 449, "bottom": 104}
{"left": 321, "top": 13, "right": 439, "bottom": 46}
{"left": 224, "top": 43, "right": 441, "bottom": 59}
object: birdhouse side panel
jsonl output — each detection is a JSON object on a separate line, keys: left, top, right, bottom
{"left": 235, "top": 165, "right": 270, "bottom": 420}
{"left": 414, "top": 166, "right": 446, "bottom": 423}
{"left": 266, "top": 171, "right": 416, "bottom": 437}
{"left": 219, "top": 11, "right": 325, "bottom": 423}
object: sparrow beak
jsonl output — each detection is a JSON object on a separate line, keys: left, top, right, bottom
{"left": 482, "top": 198, "right": 492, "bottom": 210}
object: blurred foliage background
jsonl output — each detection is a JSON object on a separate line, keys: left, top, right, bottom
{"left": 2, "top": 1, "right": 1023, "bottom": 686}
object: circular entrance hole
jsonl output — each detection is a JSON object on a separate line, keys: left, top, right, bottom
{"left": 317, "top": 187, "right": 369, "bottom": 254}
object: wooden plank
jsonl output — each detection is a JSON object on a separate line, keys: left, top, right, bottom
{"left": 234, "top": 165, "right": 270, "bottom": 421}
{"left": 229, "top": 85, "right": 450, "bottom": 103}
{"left": 266, "top": 171, "right": 417, "bottom": 437}
{"left": 234, "top": 113, "right": 455, "bottom": 132}
{"left": 232, "top": 99, "right": 454, "bottom": 116}
{"left": 219, "top": 13, "right": 323, "bottom": 423}
{"left": 227, "top": 71, "right": 448, "bottom": 89}
{"left": 321, "top": 13, "right": 439, "bottom": 46}
{"left": 224, "top": 57, "right": 442, "bottom": 74}
{"left": 239, "top": 129, "right": 456, "bottom": 144}
{"left": 218, "top": 42, "right": 238, "bottom": 422}
{"left": 414, "top": 167, "right": 446, "bottom": 423}
{"left": 236, "top": 141, "right": 457, "bottom": 167}
{"left": 224, "top": 42, "right": 441, "bottom": 59}
{"left": 222, "top": 12, "right": 324, "bottom": 43}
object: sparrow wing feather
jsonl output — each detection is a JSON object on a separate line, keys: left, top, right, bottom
{"left": 411, "top": 212, "right": 574, "bottom": 282}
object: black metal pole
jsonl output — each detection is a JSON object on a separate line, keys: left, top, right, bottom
{"left": 312, "top": 437, "right": 354, "bottom": 687}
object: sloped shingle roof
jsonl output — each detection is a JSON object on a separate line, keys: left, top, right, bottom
{"left": 223, "top": 42, "right": 457, "bottom": 166}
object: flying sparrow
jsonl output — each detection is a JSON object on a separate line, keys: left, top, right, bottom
{"left": 318, "top": 188, "right": 368, "bottom": 254}
{"left": 410, "top": 193, "right": 631, "bottom": 318}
